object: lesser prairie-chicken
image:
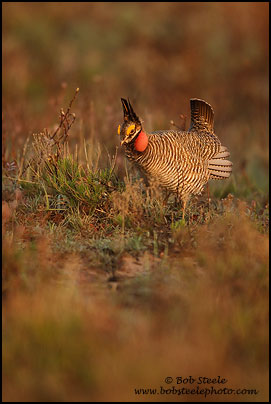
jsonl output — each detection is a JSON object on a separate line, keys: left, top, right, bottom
{"left": 118, "top": 98, "right": 232, "bottom": 218}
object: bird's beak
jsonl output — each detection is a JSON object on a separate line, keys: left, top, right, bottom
{"left": 120, "top": 138, "right": 126, "bottom": 146}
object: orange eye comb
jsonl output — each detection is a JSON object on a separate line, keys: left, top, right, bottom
{"left": 126, "top": 124, "right": 135, "bottom": 136}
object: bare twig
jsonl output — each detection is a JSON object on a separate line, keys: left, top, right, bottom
{"left": 21, "top": 87, "right": 79, "bottom": 177}
{"left": 170, "top": 114, "right": 187, "bottom": 131}
{"left": 51, "top": 87, "right": 79, "bottom": 142}
{"left": 170, "top": 120, "right": 182, "bottom": 131}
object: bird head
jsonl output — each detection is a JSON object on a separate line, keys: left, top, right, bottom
{"left": 118, "top": 98, "right": 145, "bottom": 148}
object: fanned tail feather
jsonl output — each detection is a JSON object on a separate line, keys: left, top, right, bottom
{"left": 208, "top": 146, "right": 232, "bottom": 179}
{"left": 213, "top": 145, "right": 231, "bottom": 159}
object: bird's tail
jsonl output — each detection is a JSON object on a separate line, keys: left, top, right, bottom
{"left": 208, "top": 146, "right": 232, "bottom": 179}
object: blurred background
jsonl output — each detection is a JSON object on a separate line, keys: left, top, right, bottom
{"left": 2, "top": 2, "right": 269, "bottom": 199}
{"left": 2, "top": 3, "right": 269, "bottom": 402}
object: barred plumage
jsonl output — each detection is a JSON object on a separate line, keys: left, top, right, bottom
{"left": 118, "top": 98, "right": 232, "bottom": 217}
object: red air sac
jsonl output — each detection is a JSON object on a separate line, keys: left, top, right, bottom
{"left": 134, "top": 131, "right": 148, "bottom": 152}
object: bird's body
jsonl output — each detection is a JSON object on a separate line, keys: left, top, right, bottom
{"left": 118, "top": 98, "right": 232, "bottom": 217}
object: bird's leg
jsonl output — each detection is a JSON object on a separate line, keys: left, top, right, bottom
{"left": 181, "top": 195, "right": 191, "bottom": 223}
{"left": 182, "top": 198, "right": 187, "bottom": 221}
{"left": 163, "top": 190, "right": 171, "bottom": 206}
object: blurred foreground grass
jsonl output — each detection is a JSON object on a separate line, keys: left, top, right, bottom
{"left": 2, "top": 198, "right": 269, "bottom": 401}
{"left": 2, "top": 2, "right": 269, "bottom": 402}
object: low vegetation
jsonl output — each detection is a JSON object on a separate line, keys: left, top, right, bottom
{"left": 3, "top": 3, "right": 268, "bottom": 402}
